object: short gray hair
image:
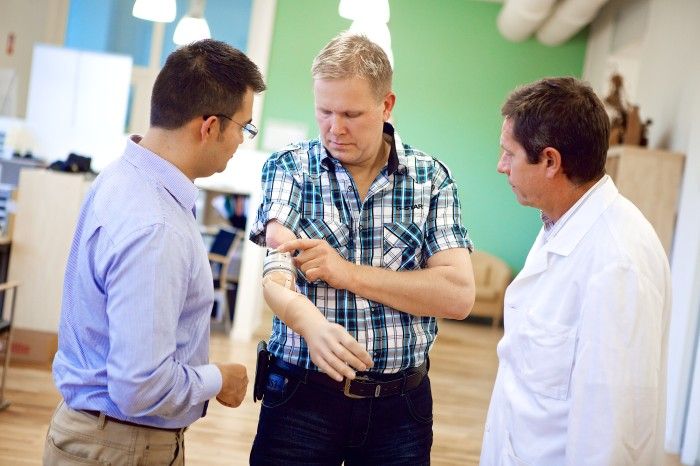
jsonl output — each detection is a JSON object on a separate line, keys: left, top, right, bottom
{"left": 311, "top": 32, "right": 392, "bottom": 101}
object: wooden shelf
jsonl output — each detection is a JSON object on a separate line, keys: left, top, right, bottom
{"left": 606, "top": 145, "right": 685, "bottom": 254}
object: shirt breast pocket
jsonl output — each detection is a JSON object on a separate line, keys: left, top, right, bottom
{"left": 298, "top": 217, "right": 350, "bottom": 259}
{"left": 513, "top": 312, "right": 577, "bottom": 400}
{"left": 382, "top": 222, "right": 423, "bottom": 271}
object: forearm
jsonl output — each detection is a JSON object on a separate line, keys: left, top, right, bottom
{"left": 262, "top": 275, "right": 326, "bottom": 333}
{"left": 262, "top": 219, "right": 378, "bottom": 379}
{"left": 262, "top": 274, "right": 373, "bottom": 380}
{"left": 346, "top": 259, "right": 475, "bottom": 319}
{"left": 262, "top": 221, "right": 327, "bottom": 333}
{"left": 283, "top": 239, "right": 476, "bottom": 319}
{"left": 107, "top": 360, "right": 221, "bottom": 418}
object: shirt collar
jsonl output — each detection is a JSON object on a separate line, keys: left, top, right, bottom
{"left": 383, "top": 122, "right": 402, "bottom": 175}
{"left": 319, "top": 122, "right": 406, "bottom": 176}
{"left": 123, "top": 135, "right": 199, "bottom": 214}
{"left": 541, "top": 175, "right": 608, "bottom": 243}
{"left": 540, "top": 210, "right": 557, "bottom": 242}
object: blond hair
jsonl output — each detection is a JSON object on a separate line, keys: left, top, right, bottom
{"left": 311, "top": 32, "right": 392, "bottom": 101}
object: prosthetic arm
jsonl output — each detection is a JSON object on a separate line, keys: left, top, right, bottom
{"left": 262, "top": 250, "right": 373, "bottom": 381}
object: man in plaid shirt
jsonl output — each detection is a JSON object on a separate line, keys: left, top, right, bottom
{"left": 249, "top": 32, "right": 475, "bottom": 465}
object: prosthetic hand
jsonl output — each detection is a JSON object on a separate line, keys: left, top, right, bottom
{"left": 263, "top": 250, "right": 373, "bottom": 381}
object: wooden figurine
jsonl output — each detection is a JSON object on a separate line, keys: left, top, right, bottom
{"left": 603, "top": 73, "right": 651, "bottom": 147}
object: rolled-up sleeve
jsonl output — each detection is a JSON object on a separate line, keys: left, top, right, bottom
{"left": 423, "top": 160, "right": 473, "bottom": 259}
{"left": 250, "top": 154, "right": 303, "bottom": 246}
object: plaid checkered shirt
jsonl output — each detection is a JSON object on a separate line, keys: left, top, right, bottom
{"left": 250, "top": 123, "right": 472, "bottom": 373}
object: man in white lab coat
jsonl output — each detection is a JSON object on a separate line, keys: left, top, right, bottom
{"left": 480, "top": 77, "right": 671, "bottom": 466}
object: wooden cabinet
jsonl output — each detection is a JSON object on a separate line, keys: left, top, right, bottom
{"left": 7, "top": 169, "right": 92, "bottom": 363}
{"left": 606, "top": 145, "right": 685, "bottom": 255}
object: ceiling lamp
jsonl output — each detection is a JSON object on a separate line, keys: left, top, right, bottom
{"left": 132, "top": 0, "right": 176, "bottom": 23}
{"left": 349, "top": 20, "right": 393, "bottom": 68}
{"left": 173, "top": 0, "right": 211, "bottom": 45}
{"left": 339, "top": 0, "right": 390, "bottom": 23}
{"left": 338, "top": 0, "right": 393, "bottom": 68}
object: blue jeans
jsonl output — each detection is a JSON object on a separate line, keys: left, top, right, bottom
{"left": 249, "top": 368, "right": 433, "bottom": 465}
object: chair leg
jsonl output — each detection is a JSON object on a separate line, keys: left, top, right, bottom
{"left": 211, "top": 289, "right": 235, "bottom": 335}
{"left": 222, "top": 295, "right": 232, "bottom": 335}
{"left": 212, "top": 292, "right": 225, "bottom": 322}
{"left": 0, "top": 329, "right": 13, "bottom": 411}
{"left": 0, "top": 285, "right": 18, "bottom": 411}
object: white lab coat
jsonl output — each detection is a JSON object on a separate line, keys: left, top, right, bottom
{"left": 480, "top": 176, "right": 671, "bottom": 466}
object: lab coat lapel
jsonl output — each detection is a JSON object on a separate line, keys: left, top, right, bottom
{"left": 504, "top": 235, "right": 549, "bottom": 310}
{"left": 512, "top": 229, "right": 549, "bottom": 283}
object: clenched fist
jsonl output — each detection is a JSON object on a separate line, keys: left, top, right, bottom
{"left": 215, "top": 363, "right": 248, "bottom": 408}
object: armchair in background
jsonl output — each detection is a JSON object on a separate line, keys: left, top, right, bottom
{"left": 470, "top": 250, "right": 512, "bottom": 328}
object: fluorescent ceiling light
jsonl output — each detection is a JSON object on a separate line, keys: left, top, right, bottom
{"left": 132, "top": 0, "right": 176, "bottom": 23}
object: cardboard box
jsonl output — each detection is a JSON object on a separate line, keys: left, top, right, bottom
{"left": 9, "top": 327, "right": 57, "bottom": 365}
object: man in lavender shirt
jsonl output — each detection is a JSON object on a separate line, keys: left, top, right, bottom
{"left": 44, "top": 40, "right": 265, "bottom": 465}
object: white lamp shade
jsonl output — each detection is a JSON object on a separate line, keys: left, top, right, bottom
{"left": 349, "top": 20, "right": 394, "bottom": 68}
{"left": 132, "top": 0, "right": 177, "bottom": 23}
{"left": 173, "top": 16, "right": 211, "bottom": 45}
{"left": 339, "top": 0, "right": 390, "bottom": 23}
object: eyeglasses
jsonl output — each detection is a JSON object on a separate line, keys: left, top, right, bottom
{"left": 203, "top": 114, "right": 258, "bottom": 140}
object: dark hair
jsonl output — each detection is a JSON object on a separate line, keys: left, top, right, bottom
{"left": 150, "top": 39, "right": 266, "bottom": 129}
{"left": 501, "top": 77, "right": 610, "bottom": 184}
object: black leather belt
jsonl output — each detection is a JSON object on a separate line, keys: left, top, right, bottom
{"left": 81, "top": 410, "right": 184, "bottom": 433}
{"left": 270, "top": 357, "right": 428, "bottom": 399}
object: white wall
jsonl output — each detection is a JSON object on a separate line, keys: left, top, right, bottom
{"left": 582, "top": 0, "right": 649, "bottom": 101}
{"left": 0, "top": 0, "right": 69, "bottom": 118}
{"left": 674, "top": 94, "right": 700, "bottom": 464}
{"left": 584, "top": 0, "right": 700, "bottom": 463}
{"left": 25, "top": 45, "right": 132, "bottom": 168}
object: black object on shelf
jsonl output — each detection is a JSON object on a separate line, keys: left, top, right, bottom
{"left": 48, "top": 152, "right": 94, "bottom": 174}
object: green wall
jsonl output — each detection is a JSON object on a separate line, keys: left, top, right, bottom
{"left": 261, "top": 0, "right": 588, "bottom": 271}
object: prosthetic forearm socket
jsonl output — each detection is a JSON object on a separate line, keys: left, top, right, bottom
{"left": 263, "top": 249, "right": 295, "bottom": 289}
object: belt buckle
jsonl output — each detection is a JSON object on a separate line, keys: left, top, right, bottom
{"left": 343, "top": 375, "right": 371, "bottom": 399}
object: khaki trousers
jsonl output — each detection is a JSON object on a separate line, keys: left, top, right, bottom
{"left": 43, "top": 401, "right": 185, "bottom": 465}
